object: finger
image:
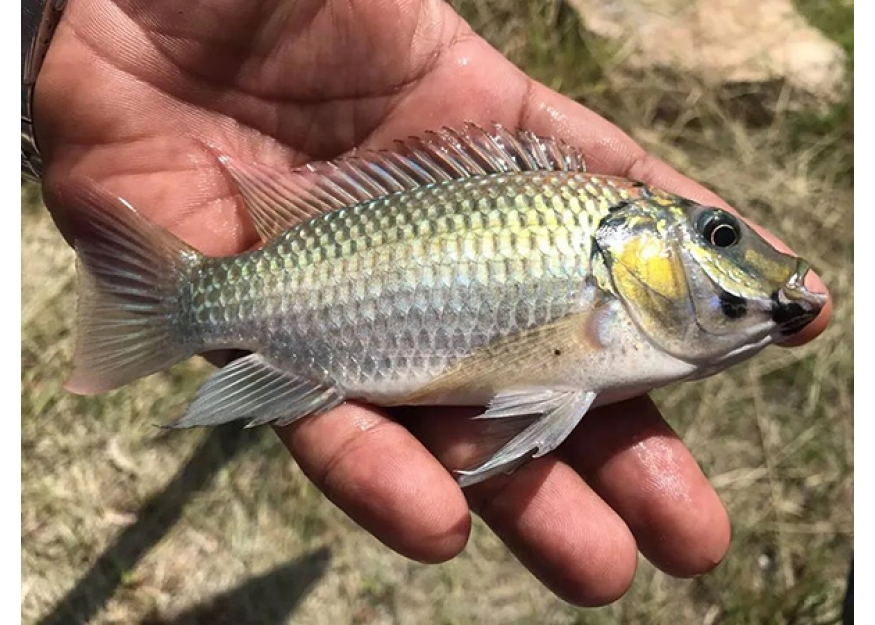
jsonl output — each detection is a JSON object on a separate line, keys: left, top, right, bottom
{"left": 562, "top": 396, "right": 731, "bottom": 577}
{"left": 405, "top": 408, "right": 639, "bottom": 607}
{"left": 274, "top": 402, "right": 470, "bottom": 563}
{"left": 469, "top": 461, "right": 639, "bottom": 606}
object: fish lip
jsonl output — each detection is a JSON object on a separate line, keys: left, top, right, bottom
{"left": 772, "top": 259, "right": 827, "bottom": 336}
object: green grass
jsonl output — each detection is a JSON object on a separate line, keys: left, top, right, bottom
{"left": 795, "top": 0, "right": 854, "bottom": 61}
{"left": 22, "top": 2, "right": 853, "bottom": 623}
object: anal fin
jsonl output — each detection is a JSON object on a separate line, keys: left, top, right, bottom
{"left": 455, "top": 388, "right": 597, "bottom": 487}
{"left": 168, "top": 354, "right": 343, "bottom": 429}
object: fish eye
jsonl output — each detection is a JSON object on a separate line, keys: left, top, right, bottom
{"left": 697, "top": 210, "right": 741, "bottom": 248}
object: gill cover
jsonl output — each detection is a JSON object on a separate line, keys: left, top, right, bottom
{"left": 593, "top": 199, "right": 698, "bottom": 360}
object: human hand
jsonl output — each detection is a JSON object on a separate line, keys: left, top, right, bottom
{"left": 35, "top": 0, "right": 831, "bottom": 606}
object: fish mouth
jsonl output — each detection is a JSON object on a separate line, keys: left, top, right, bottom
{"left": 771, "top": 259, "right": 827, "bottom": 336}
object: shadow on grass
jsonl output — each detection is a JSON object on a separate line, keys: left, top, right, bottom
{"left": 144, "top": 547, "right": 331, "bottom": 625}
{"left": 36, "top": 426, "right": 325, "bottom": 625}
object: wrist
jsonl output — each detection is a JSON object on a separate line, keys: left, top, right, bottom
{"left": 22, "top": 0, "right": 68, "bottom": 182}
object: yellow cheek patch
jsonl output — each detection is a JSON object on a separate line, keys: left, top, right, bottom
{"left": 615, "top": 234, "right": 687, "bottom": 302}
{"left": 611, "top": 262, "right": 661, "bottom": 330}
{"left": 609, "top": 255, "right": 689, "bottom": 342}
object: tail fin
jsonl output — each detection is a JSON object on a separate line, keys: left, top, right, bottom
{"left": 59, "top": 181, "right": 204, "bottom": 395}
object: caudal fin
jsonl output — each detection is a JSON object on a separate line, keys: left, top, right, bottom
{"left": 59, "top": 181, "right": 203, "bottom": 395}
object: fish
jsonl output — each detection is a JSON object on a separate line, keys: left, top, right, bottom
{"left": 59, "top": 123, "right": 826, "bottom": 487}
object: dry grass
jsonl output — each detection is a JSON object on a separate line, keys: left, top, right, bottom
{"left": 22, "top": 2, "right": 852, "bottom": 623}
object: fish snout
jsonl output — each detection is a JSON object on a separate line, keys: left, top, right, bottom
{"left": 772, "top": 260, "right": 827, "bottom": 336}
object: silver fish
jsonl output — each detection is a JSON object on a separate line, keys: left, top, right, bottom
{"left": 61, "top": 124, "right": 826, "bottom": 486}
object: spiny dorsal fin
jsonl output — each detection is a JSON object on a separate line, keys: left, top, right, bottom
{"left": 218, "top": 123, "right": 588, "bottom": 241}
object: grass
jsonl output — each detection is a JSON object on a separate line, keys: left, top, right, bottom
{"left": 22, "top": 1, "right": 852, "bottom": 623}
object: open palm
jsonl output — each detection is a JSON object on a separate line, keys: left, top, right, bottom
{"left": 35, "top": 0, "right": 830, "bottom": 606}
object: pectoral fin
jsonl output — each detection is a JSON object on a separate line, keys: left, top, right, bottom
{"left": 455, "top": 388, "right": 597, "bottom": 487}
{"left": 168, "top": 354, "right": 344, "bottom": 429}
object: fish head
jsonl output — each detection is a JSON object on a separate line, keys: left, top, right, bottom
{"left": 594, "top": 186, "right": 826, "bottom": 369}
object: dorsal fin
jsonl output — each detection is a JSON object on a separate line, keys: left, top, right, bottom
{"left": 218, "top": 123, "right": 588, "bottom": 241}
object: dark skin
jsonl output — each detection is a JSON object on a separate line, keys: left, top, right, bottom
{"left": 35, "top": 0, "right": 831, "bottom": 606}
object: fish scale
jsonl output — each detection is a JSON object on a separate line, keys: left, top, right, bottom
{"left": 184, "top": 171, "right": 618, "bottom": 399}
{"left": 62, "top": 123, "right": 826, "bottom": 486}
